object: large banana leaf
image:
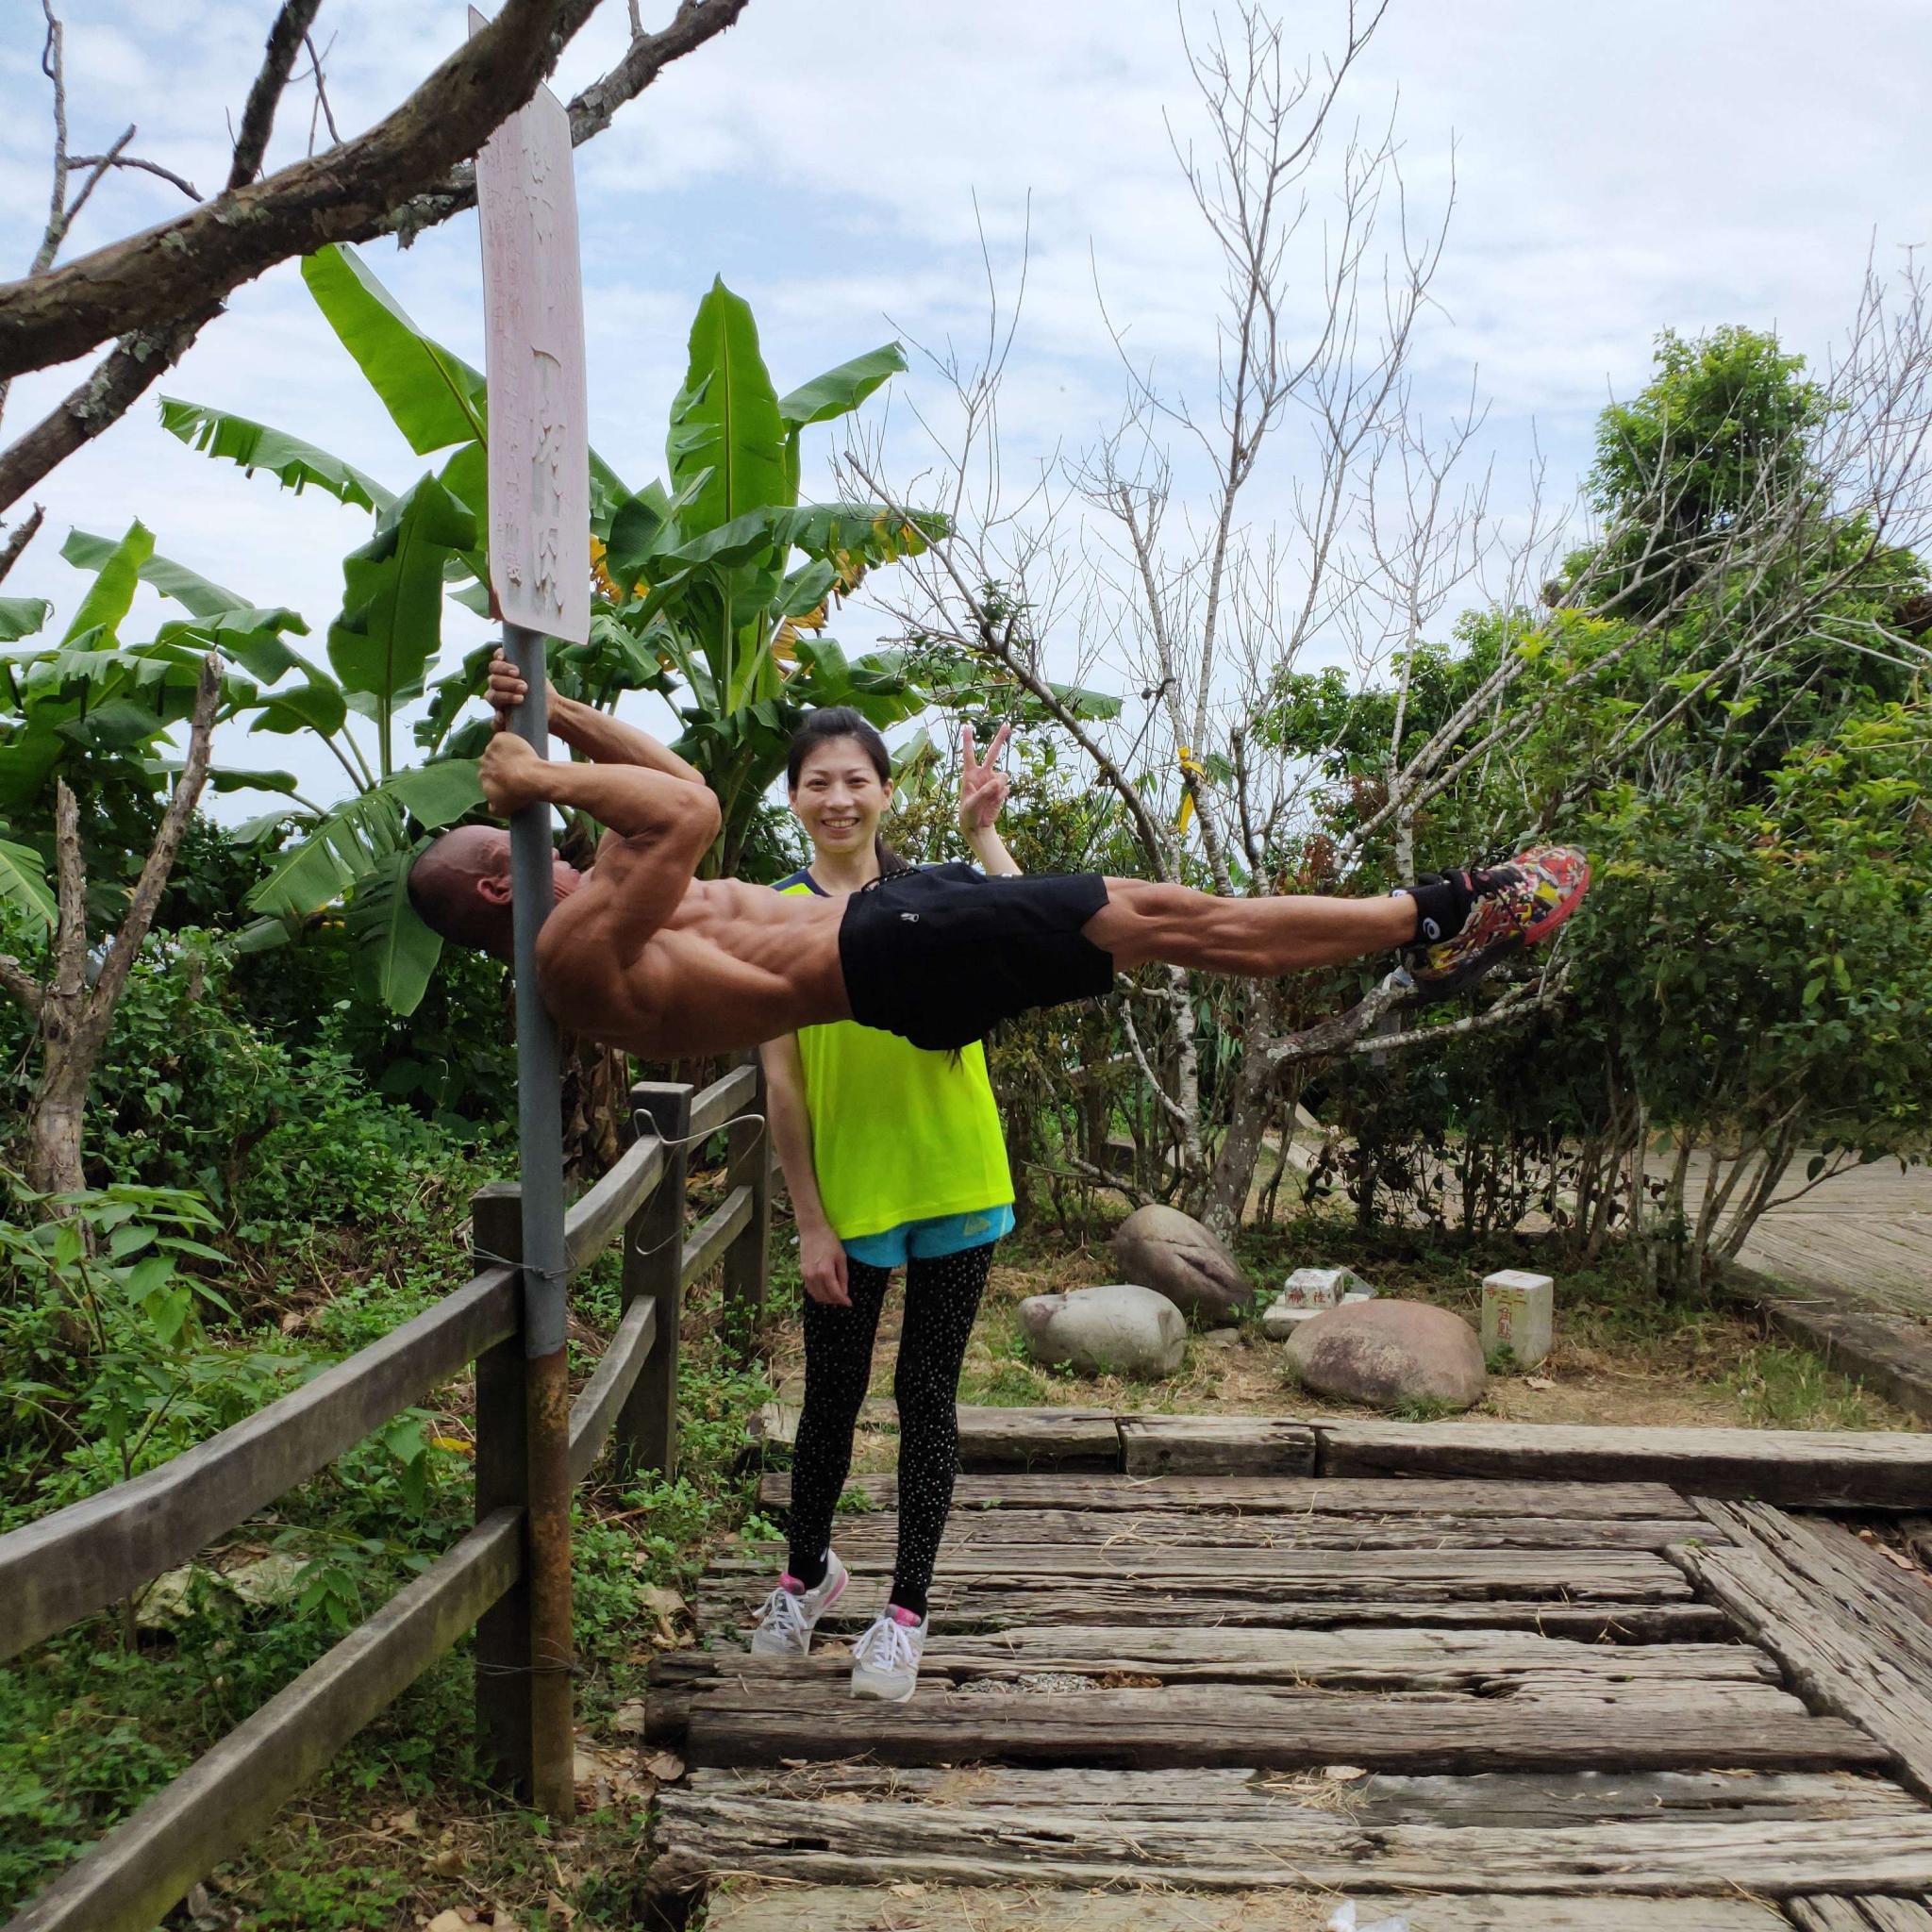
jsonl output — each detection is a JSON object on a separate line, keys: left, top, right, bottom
{"left": 302, "top": 245, "right": 487, "bottom": 457}
{"left": 386, "top": 758, "right": 482, "bottom": 829}
{"left": 246, "top": 785, "right": 409, "bottom": 920}
{"left": 0, "top": 597, "right": 49, "bottom": 642}
{"left": 63, "top": 528, "right": 310, "bottom": 684}
{"left": 0, "top": 835, "right": 54, "bottom": 930}
{"left": 348, "top": 841, "right": 442, "bottom": 1015}
{"left": 60, "top": 520, "right": 153, "bottom": 645}
{"left": 776, "top": 342, "right": 906, "bottom": 500}
{"left": 327, "top": 474, "right": 476, "bottom": 730}
{"left": 667, "top": 279, "right": 790, "bottom": 537}
{"left": 159, "top": 398, "right": 394, "bottom": 511}
{"left": 250, "top": 677, "right": 349, "bottom": 738}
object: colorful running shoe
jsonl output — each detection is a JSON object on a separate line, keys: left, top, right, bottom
{"left": 1408, "top": 846, "right": 1590, "bottom": 1002}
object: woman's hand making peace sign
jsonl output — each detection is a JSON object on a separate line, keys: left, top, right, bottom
{"left": 956, "top": 721, "right": 1024, "bottom": 877}
{"left": 957, "top": 721, "right": 1013, "bottom": 834}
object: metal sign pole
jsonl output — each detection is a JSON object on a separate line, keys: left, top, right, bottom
{"left": 471, "top": 3, "right": 591, "bottom": 1822}
{"left": 499, "top": 622, "right": 573, "bottom": 1818}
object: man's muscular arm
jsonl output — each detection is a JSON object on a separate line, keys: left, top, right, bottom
{"left": 485, "top": 652, "right": 705, "bottom": 786}
{"left": 480, "top": 734, "right": 720, "bottom": 850}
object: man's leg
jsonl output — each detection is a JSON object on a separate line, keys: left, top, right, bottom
{"left": 1085, "top": 876, "right": 1422, "bottom": 975}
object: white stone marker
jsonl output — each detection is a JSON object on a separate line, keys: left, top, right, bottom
{"left": 1481, "top": 1269, "right": 1554, "bottom": 1369}
{"left": 1280, "top": 1266, "right": 1373, "bottom": 1309}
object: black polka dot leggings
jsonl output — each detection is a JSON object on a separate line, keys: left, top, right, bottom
{"left": 785, "top": 1241, "right": 993, "bottom": 1620}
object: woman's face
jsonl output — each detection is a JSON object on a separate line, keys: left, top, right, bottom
{"left": 790, "top": 737, "right": 889, "bottom": 859}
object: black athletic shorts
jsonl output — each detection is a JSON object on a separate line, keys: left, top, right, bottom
{"left": 838, "top": 863, "right": 1115, "bottom": 1052}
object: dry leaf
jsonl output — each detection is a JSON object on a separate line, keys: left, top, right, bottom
{"left": 278, "top": 1309, "right": 305, "bottom": 1335}
{"left": 429, "top": 1847, "right": 468, "bottom": 1878}
{"left": 384, "top": 1807, "right": 420, "bottom": 1836}
{"left": 643, "top": 1749, "right": 685, "bottom": 1781}
{"left": 1524, "top": 1374, "right": 1557, "bottom": 1390}
{"left": 426, "top": 1913, "right": 470, "bottom": 1932}
{"left": 545, "top": 1891, "right": 577, "bottom": 1926}
{"left": 1324, "top": 1764, "right": 1369, "bottom": 1782}
{"left": 890, "top": 1883, "right": 924, "bottom": 1898}
{"left": 610, "top": 1701, "right": 647, "bottom": 1737}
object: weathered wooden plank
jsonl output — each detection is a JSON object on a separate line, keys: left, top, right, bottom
{"left": 762, "top": 1471, "right": 1702, "bottom": 1520}
{"left": 561, "top": 1134, "right": 664, "bottom": 1274}
{"left": 0, "top": 1267, "right": 517, "bottom": 1663}
{"left": 680, "top": 1184, "right": 752, "bottom": 1289}
{"left": 646, "top": 1631, "right": 1784, "bottom": 1740}
{"left": 1798, "top": 1518, "right": 1932, "bottom": 1646}
{"left": 565, "top": 1295, "right": 656, "bottom": 1486}
{"left": 956, "top": 1408, "right": 1122, "bottom": 1472}
{"left": 654, "top": 1625, "right": 1774, "bottom": 1690}
{"left": 1318, "top": 1422, "right": 1932, "bottom": 1508}
{"left": 710, "top": 1545, "right": 1694, "bottom": 1597}
{"left": 669, "top": 1763, "right": 1921, "bottom": 1828}
{"left": 1118, "top": 1415, "right": 1317, "bottom": 1476}
{"left": 699, "top": 1883, "right": 1792, "bottom": 1931}
{"left": 696, "top": 1580, "right": 1732, "bottom": 1641}
{"left": 681, "top": 1678, "right": 1885, "bottom": 1775}
{"left": 658, "top": 1776, "right": 1930, "bottom": 1894}
{"left": 1789, "top": 1904, "right": 1929, "bottom": 1932}
{"left": 1676, "top": 1501, "right": 1932, "bottom": 1802}
{"left": 8, "top": 1511, "right": 519, "bottom": 1932}
{"left": 688, "top": 1061, "right": 758, "bottom": 1143}
{"left": 751, "top": 1513, "right": 1720, "bottom": 1555}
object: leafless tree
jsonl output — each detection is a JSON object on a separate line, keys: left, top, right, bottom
{"left": 847, "top": 5, "right": 1932, "bottom": 1242}
{"left": 0, "top": 0, "right": 752, "bottom": 545}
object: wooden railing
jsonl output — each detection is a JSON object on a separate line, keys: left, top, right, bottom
{"left": 0, "top": 1064, "right": 772, "bottom": 1932}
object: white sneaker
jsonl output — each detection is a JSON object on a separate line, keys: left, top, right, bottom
{"left": 748, "top": 1551, "right": 848, "bottom": 1657}
{"left": 851, "top": 1606, "right": 927, "bottom": 1702}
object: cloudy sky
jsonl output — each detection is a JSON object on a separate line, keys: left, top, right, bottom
{"left": 2, "top": 0, "right": 1927, "bottom": 809}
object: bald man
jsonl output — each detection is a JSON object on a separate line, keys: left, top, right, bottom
{"left": 407, "top": 660, "right": 1589, "bottom": 1061}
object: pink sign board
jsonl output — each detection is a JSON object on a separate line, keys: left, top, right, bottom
{"left": 470, "top": 7, "right": 591, "bottom": 645}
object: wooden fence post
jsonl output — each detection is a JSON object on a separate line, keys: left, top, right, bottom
{"left": 723, "top": 1050, "right": 773, "bottom": 1356}
{"left": 470, "top": 1182, "right": 532, "bottom": 1797}
{"left": 619, "top": 1082, "right": 690, "bottom": 1480}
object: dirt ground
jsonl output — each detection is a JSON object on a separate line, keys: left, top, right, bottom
{"left": 759, "top": 1212, "right": 1920, "bottom": 1469}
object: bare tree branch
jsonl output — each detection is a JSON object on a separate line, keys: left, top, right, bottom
{"left": 0, "top": 0, "right": 606, "bottom": 381}
{"left": 0, "top": 504, "right": 45, "bottom": 583}
{"left": 67, "top": 151, "right": 203, "bottom": 202}
{"left": 302, "top": 32, "right": 342, "bottom": 155}
{"left": 0, "top": 955, "right": 44, "bottom": 1015}
{"left": 77, "top": 657, "right": 222, "bottom": 1057}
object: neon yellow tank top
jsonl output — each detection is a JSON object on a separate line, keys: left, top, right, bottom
{"left": 775, "top": 870, "right": 1014, "bottom": 1241}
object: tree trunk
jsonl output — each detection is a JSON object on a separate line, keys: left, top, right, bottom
{"left": 26, "top": 1054, "right": 87, "bottom": 1196}
{"left": 1202, "top": 1008, "right": 1281, "bottom": 1242}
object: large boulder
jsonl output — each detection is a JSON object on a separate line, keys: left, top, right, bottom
{"left": 1111, "top": 1205, "right": 1252, "bottom": 1322}
{"left": 1019, "top": 1284, "right": 1187, "bottom": 1379}
{"left": 1286, "top": 1300, "right": 1487, "bottom": 1412}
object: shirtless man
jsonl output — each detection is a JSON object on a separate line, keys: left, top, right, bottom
{"left": 406, "top": 656, "right": 1590, "bottom": 1060}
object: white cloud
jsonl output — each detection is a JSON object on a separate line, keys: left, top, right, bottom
{"left": 3, "top": 0, "right": 1928, "bottom": 811}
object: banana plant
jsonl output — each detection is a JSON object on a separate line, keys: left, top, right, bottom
{"left": 0, "top": 521, "right": 291, "bottom": 930}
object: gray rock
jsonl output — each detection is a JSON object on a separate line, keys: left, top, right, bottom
{"left": 1261, "top": 1298, "right": 1323, "bottom": 1340}
{"left": 1018, "top": 1283, "right": 1187, "bottom": 1379}
{"left": 1111, "top": 1204, "right": 1253, "bottom": 1322}
{"left": 1286, "top": 1299, "right": 1487, "bottom": 1412}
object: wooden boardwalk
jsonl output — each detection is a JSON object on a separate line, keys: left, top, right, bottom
{"left": 1720, "top": 1157, "right": 1932, "bottom": 1421}
{"left": 645, "top": 1419, "right": 1932, "bottom": 1930}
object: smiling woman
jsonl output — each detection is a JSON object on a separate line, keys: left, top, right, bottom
{"left": 753, "top": 705, "right": 1023, "bottom": 1703}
